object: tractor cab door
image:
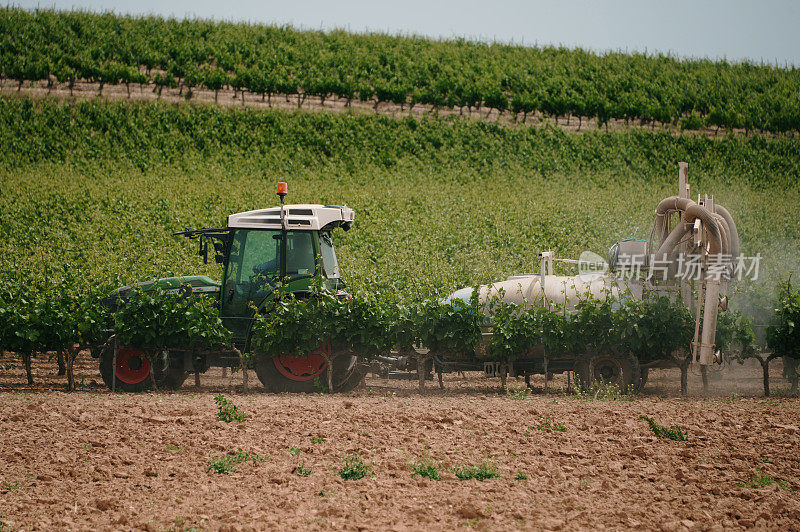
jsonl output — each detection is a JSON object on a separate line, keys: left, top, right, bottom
{"left": 221, "top": 229, "right": 318, "bottom": 339}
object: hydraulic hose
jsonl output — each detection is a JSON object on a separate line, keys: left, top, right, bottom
{"left": 714, "top": 203, "right": 739, "bottom": 260}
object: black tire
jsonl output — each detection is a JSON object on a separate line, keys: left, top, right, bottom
{"left": 254, "top": 350, "right": 362, "bottom": 393}
{"left": 100, "top": 347, "right": 187, "bottom": 392}
{"left": 336, "top": 362, "right": 368, "bottom": 392}
{"left": 576, "top": 349, "right": 641, "bottom": 393}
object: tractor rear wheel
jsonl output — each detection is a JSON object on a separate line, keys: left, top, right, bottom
{"left": 254, "top": 341, "right": 362, "bottom": 393}
{"left": 99, "top": 347, "right": 187, "bottom": 392}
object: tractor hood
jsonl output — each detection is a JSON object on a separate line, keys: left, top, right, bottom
{"left": 104, "top": 275, "right": 221, "bottom": 305}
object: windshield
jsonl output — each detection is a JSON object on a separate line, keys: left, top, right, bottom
{"left": 226, "top": 229, "right": 318, "bottom": 286}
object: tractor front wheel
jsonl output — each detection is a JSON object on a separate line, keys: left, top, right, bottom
{"left": 99, "top": 347, "right": 188, "bottom": 392}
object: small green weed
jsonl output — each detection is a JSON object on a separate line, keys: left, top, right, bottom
{"left": 289, "top": 446, "right": 301, "bottom": 456}
{"left": 166, "top": 444, "right": 180, "bottom": 451}
{"left": 507, "top": 387, "right": 530, "bottom": 401}
{"left": 214, "top": 394, "right": 246, "bottom": 423}
{"left": 310, "top": 436, "right": 325, "bottom": 444}
{"left": 717, "top": 394, "right": 742, "bottom": 404}
{"left": 410, "top": 456, "right": 441, "bottom": 480}
{"left": 534, "top": 415, "right": 566, "bottom": 432}
{"left": 0, "top": 479, "right": 20, "bottom": 491}
{"left": 293, "top": 463, "right": 313, "bottom": 477}
{"left": 640, "top": 415, "right": 688, "bottom": 441}
{"left": 167, "top": 516, "right": 204, "bottom": 532}
{"left": 207, "top": 448, "right": 263, "bottom": 474}
{"left": 335, "top": 454, "right": 371, "bottom": 480}
{"left": 573, "top": 381, "right": 634, "bottom": 401}
{"left": 453, "top": 460, "right": 500, "bottom": 481}
{"left": 738, "top": 469, "right": 793, "bottom": 491}
{"left": 514, "top": 470, "right": 528, "bottom": 481}
{"left": 312, "top": 376, "right": 329, "bottom": 393}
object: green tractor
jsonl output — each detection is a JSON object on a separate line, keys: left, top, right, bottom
{"left": 95, "top": 183, "right": 367, "bottom": 393}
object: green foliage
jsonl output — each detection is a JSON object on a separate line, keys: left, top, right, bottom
{"left": 514, "top": 470, "right": 528, "bottom": 481}
{"left": 679, "top": 113, "right": 705, "bottom": 131}
{"left": 293, "top": 463, "right": 312, "bottom": 477}
{"left": 640, "top": 415, "right": 688, "bottom": 441}
{"left": 572, "top": 381, "right": 634, "bottom": 402}
{"left": 767, "top": 278, "right": 800, "bottom": 359}
{"left": 738, "top": 469, "right": 793, "bottom": 491}
{"left": 4, "top": 7, "right": 800, "bottom": 133}
{"left": 0, "top": 274, "right": 107, "bottom": 356}
{"left": 716, "top": 310, "right": 755, "bottom": 356}
{"left": 533, "top": 415, "right": 566, "bottom": 432}
{"left": 335, "top": 454, "right": 371, "bottom": 480}
{"left": 207, "top": 448, "right": 262, "bottom": 474}
{"left": 453, "top": 460, "right": 500, "bottom": 481}
{"left": 310, "top": 436, "right": 325, "bottom": 444}
{"left": 114, "top": 288, "right": 230, "bottom": 350}
{"left": 1, "top": 99, "right": 799, "bottom": 190}
{"left": 413, "top": 293, "right": 482, "bottom": 356}
{"left": 507, "top": 387, "right": 531, "bottom": 400}
{"left": 288, "top": 447, "right": 301, "bottom": 456}
{"left": 486, "top": 298, "right": 544, "bottom": 361}
{"left": 0, "top": 479, "right": 20, "bottom": 491}
{"left": 251, "top": 279, "right": 481, "bottom": 361}
{"left": 213, "top": 394, "right": 246, "bottom": 423}
{"left": 410, "top": 456, "right": 441, "bottom": 480}
{"left": 487, "top": 293, "right": 695, "bottom": 364}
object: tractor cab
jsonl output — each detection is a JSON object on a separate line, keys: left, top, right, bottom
{"left": 220, "top": 202, "right": 355, "bottom": 338}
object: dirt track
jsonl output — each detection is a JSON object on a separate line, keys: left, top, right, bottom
{"left": 1, "top": 355, "right": 798, "bottom": 531}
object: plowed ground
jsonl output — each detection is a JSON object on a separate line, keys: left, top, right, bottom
{"left": 1, "top": 354, "right": 798, "bottom": 531}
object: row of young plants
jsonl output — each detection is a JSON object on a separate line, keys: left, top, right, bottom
{"left": 0, "top": 270, "right": 790, "bottom": 391}
{"left": 252, "top": 283, "right": 757, "bottom": 367}
{"left": 2, "top": 98, "right": 798, "bottom": 191}
{"left": 2, "top": 8, "right": 800, "bottom": 134}
{"left": 0, "top": 274, "right": 230, "bottom": 389}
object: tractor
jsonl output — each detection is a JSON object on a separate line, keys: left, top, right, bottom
{"left": 94, "top": 183, "right": 367, "bottom": 393}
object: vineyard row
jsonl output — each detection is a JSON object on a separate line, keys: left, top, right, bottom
{"left": 2, "top": 8, "right": 800, "bottom": 135}
{"left": 1, "top": 275, "right": 792, "bottom": 393}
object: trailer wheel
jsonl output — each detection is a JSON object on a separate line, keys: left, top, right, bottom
{"left": 99, "top": 347, "right": 187, "bottom": 392}
{"left": 577, "top": 350, "right": 640, "bottom": 393}
{"left": 253, "top": 342, "right": 362, "bottom": 393}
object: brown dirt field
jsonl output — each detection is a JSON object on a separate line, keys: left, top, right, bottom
{"left": 5, "top": 78, "right": 792, "bottom": 140}
{"left": 1, "top": 353, "right": 799, "bottom": 531}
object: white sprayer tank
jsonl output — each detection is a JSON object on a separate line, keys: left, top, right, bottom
{"left": 446, "top": 273, "right": 643, "bottom": 311}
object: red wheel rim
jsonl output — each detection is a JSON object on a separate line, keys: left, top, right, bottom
{"left": 115, "top": 348, "right": 151, "bottom": 384}
{"left": 274, "top": 342, "right": 329, "bottom": 382}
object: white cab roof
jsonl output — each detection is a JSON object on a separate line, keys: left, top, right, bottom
{"left": 227, "top": 204, "right": 355, "bottom": 230}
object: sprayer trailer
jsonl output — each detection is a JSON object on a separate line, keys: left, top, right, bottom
{"left": 382, "top": 162, "right": 738, "bottom": 392}
{"left": 94, "top": 183, "right": 367, "bottom": 393}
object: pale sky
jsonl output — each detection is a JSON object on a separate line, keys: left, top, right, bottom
{"left": 14, "top": 0, "right": 800, "bottom": 66}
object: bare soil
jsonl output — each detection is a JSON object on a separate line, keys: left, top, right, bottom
{"left": 1, "top": 353, "right": 798, "bottom": 531}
